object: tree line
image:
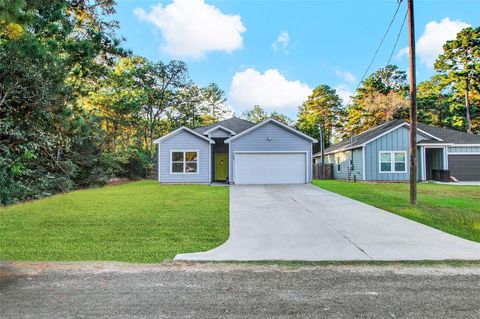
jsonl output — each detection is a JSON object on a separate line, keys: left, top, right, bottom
{"left": 0, "top": 0, "right": 229, "bottom": 204}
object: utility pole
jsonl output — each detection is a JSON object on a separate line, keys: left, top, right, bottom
{"left": 407, "top": 0, "right": 417, "bottom": 205}
{"left": 319, "top": 122, "right": 324, "bottom": 179}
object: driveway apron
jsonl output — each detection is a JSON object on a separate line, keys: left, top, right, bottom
{"left": 175, "top": 185, "right": 480, "bottom": 261}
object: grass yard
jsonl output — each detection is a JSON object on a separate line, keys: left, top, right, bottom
{"left": 313, "top": 180, "right": 480, "bottom": 243}
{"left": 0, "top": 181, "right": 229, "bottom": 263}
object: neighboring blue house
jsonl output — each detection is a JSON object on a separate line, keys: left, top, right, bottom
{"left": 154, "top": 117, "right": 317, "bottom": 184}
{"left": 313, "top": 120, "right": 480, "bottom": 182}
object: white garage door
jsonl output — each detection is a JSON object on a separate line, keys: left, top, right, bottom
{"left": 234, "top": 152, "right": 306, "bottom": 184}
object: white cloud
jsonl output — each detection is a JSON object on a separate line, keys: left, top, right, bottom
{"left": 272, "top": 31, "right": 290, "bottom": 52}
{"left": 134, "top": 0, "right": 246, "bottom": 59}
{"left": 335, "top": 70, "right": 357, "bottom": 85}
{"left": 229, "top": 68, "right": 312, "bottom": 110}
{"left": 334, "top": 84, "right": 353, "bottom": 106}
{"left": 397, "top": 47, "right": 409, "bottom": 59}
{"left": 398, "top": 18, "right": 470, "bottom": 67}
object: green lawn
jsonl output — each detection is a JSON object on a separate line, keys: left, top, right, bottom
{"left": 0, "top": 181, "right": 229, "bottom": 263}
{"left": 313, "top": 180, "right": 480, "bottom": 243}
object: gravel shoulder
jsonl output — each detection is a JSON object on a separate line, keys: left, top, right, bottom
{"left": 1, "top": 261, "right": 480, "bottom": 318}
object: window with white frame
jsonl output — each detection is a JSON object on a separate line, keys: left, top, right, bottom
{"left": 171, "top": 151, "right": 198, "bottom": 173}
{"left": 379, "top": 151, "right": 406, "bottom": 173}
{"left": 336, "top": 157, "right": 341, "bottom": 172}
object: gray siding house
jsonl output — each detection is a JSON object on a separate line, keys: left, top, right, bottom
{"left": 154, "top": 118, "right": 317, "bottom": 184}
{"left": 313, "top": 120, "right": 480, "bottom": 182}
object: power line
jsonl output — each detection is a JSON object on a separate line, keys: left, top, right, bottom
{"left": 387, "top": 9, "right": 408, "bottom": 65}
{"left": 345, "top": 0, "right": 404, "bottom": 106}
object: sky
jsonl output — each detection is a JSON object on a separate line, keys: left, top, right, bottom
{"left": 114, "top": 0, "right": 480, "bottom": 118}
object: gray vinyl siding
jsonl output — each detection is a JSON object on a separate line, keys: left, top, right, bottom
{"left": 325, "top": 148, "right": 363, "bottom": 181}
{"left": 352, "top": 148, "right": 364, "bottom": 180}
{"left": 417, "top": 134, "right": 429, "bottom": 142}
{"left": 158, "top": 131, "right": 210, "bottom": 183}
{"left": 448, "top": 146, "right": 480, "bottom": 153}
{"left": 229, "top": 122, "right": 313, "bottom": 183}
{"left": 364, "top": 126, "right": 410, "bottom": 181}
{"left": 210, "top": 129, "right": 231, "bottom": 138}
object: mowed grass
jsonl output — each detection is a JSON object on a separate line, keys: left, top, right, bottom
{"left": 0, "top": 181, "right": 229, "bottom": 263}
{"left": 313, "top": 180, "right": 480, "bottom": 243}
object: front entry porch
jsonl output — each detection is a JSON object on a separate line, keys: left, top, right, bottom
{"left": 420, "top": 146, "right": 447, "bottom": 181}
{"left": 211, "top": 138, "right": 229, "bottom": 183}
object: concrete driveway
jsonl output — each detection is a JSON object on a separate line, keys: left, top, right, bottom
{"left": 175, "top": 185, "right": 480, "bottom": 261}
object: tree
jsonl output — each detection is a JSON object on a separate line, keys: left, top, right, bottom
{"left": 240, "top": 105, "right": 292, "bottom": 125}
{"left": 435, "top": 27, "right": 480, "bottom": 133}
{"left": 297, "top": 85, "right": 342, "bottom": 147}
{"left": 88, "top": 56, "right": 145, "bottom": 151}
{"left": 270, "top": 111, "right": 293, "bottom": 126}
{"left": 172, "top": 83, "right": 204, "bottom": 129}
{"left": 136, "top": 60, "right": 189, "bottom": 160}
{"left": 417, "top": 76, "right": 452, "bottom": 127}
{"left": 241, "top": 105, "right": 269, "bottom": 123}
{"left": 0, "top": 0, "right": 124, "bottom": 204}
{"left": 202, "top": 83, "right": 229, "bottom": 123}
{"left": 343, "top": 65, "right": 408, "bottom": 136}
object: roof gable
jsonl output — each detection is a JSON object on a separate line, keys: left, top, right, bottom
{"left": 319, "top": 120, "right": 441, "bottom": 155}
{"left": 193, "top": 117, "right": 256, "bottom": 135}
{"left": 225, "top": 118, "right": 317, "bottom": 144}
{"left": 153, "top": 126, "right": 215, "bottom": 144}
{"left": 202, "top": 125, "right": 236, "bottom": 136}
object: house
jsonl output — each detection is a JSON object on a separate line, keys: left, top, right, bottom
{"left": 154, "top": 117, "right": 317, "bottom": 184}
{"left": 313, "top": 119, "right": 480, "bottom": 182}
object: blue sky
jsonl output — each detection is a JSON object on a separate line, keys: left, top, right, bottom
{"left": 114, "top": 0, "right": 480, "bottom": 118}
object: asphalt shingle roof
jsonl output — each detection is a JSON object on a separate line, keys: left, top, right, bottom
{"left": 417, "top": 123, "right": 480, "bottom": 144}
{"left": 316, "top": 120, "right": 480, "bottom": 156}
{"left": 193, "top": 117, "right": 257, "bottom": 135}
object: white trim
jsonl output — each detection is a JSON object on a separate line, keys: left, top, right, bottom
{"left": 447, "top": 152, "right": 480, "bottom": 155}
{"left": 378, "top": 151, "right": 407, "bottom": 173}
{"left": 445, "top": 147, "right": 449, "bottom": 169}
{"left": 154, "top": 127, "right": 215, "bottom": 144}
{"left": 170, "top": 150, "right": 200, "bottom": 174}
{"left": 422, "top": 146, "right": 426, "bottom": 181}
{"left": 336, "top": 156, "right": 341, "bottom": 172}
{"left": 225, "top": 118, "right": 317, "bottom": 143}
{"left": 446, "top": 144, "right": 480, "bottom": 147}
{"left": 418, "top": 143, "right": 454, "bottom": 146}
{"left": 362, "top": 146, "right": 366, "bottom": 181}
{"left": 208, "top": 143, "right": 212, "bottom": 183}
{"left": 157, "top": 143, "right": 161, "bottom": 182}
{"left": 443, "top": 147, "right": 448, "bottom": 170}
{"left": 411, "top": 128, "right": 443, "bottom": 141}
{"left": 234, "top": 151, "right": 308, "bottom": 154}
{"left": 310, "top": 142, "right": 313, "bottom": 182}
{"left": 203, "top": 125, "right": 236, "bottom": 136}
{"left": 422, "top": 145, "right": 449, "bottom": 180}
{"left": 232, "top": 151, "right": 309, "bottom": 184}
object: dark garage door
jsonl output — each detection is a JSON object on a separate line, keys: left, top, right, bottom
{"left": 448, "top": 155, "right": 480, "bottom": 181}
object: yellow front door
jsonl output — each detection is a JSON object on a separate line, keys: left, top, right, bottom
{"left": 215, "top": 153, "right": 228, "bottom": 181}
